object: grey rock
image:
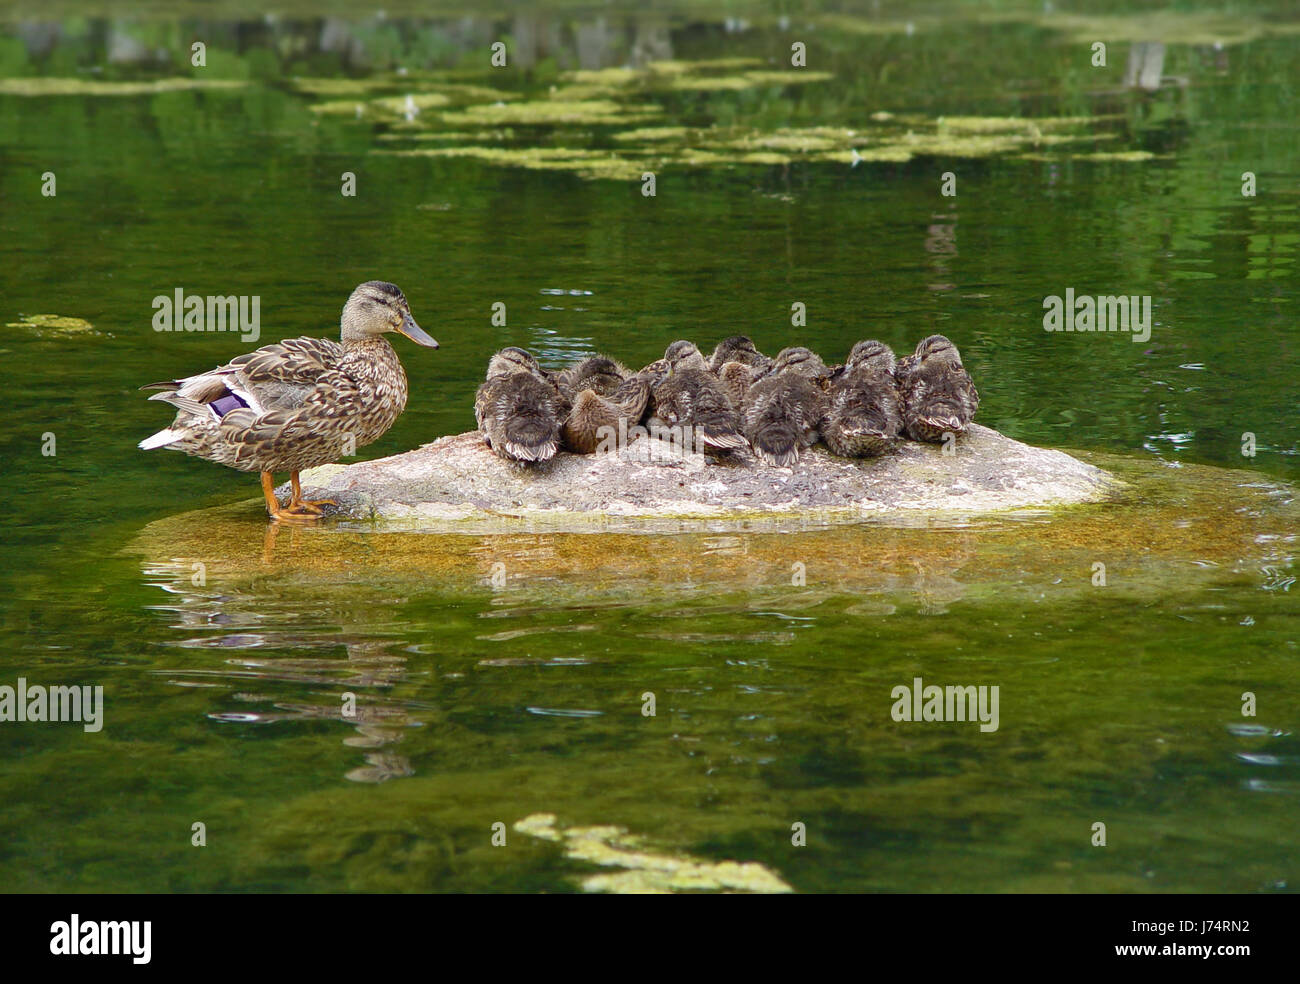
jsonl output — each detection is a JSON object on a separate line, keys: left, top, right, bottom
{"left": 279, "top": 424, "right": 1121, "bottom": 532}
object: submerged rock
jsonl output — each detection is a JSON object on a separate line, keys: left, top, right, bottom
{"left": 282, "top": 424, "right": 1120, "bottom": 530}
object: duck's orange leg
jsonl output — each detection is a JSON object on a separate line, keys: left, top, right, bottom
{"left": 288, "top": 471, "right": 338, "bottom": 515}
{"left": 261, "top": 471, "right": 319, "bottom": 523}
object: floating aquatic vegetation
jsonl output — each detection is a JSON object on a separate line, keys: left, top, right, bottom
{"left": 287, "top": 77, "right": 406, "bottom": 96}
{"left": 7, "top": 314, "right": 100, "bottom": 337}
{"left": 742, "top": 70, "right": 836, "bottom": 86}
{"left": 646, "top": 58, "right": 765, "bottom": 74}
{"left": 375, "top": 145, "right": 649, "bottom": 181}
{"left": 1018, "top": 150, "right": 1159, "bottom": 162}
{"left": 515, "top": 813, "right": 793, "bottom": 894}
{"left": 0, "top": 77, "right": 247, "bottom": 97}
{"left": 310, "top": 91, "right": 450, "bottom": 118}
{"left": 1035, "top": 11, "right": 1300, "bottom": 47}
{"left": 666, "top": 74, "right": 767, "bottom": 92}
{"left": 374, "top": 130, "right": 494, "bottom": 143}
{"left": 612, "top": 125, "right": 693, "bottom": 143}
{"left": 440, "top": 99, "right": 662, "bottom": 127}
{"left": 665, "top": 69, "right": 834, "bottom": 92}
{"left": 935, "top": 115, "right": 1105, "bottom": 134}
{"left": 376, "top": 111, "right": 1131, "bottom": 180}
{"left": 559, "top": 67, "right": 641, "bottom": 87}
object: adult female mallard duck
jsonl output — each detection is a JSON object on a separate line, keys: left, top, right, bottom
{"left": 138, "top": 281, "right": 438, "bottom": 522}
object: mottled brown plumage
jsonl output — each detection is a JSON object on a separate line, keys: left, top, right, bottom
{"left": 475, "top": 347, "right": 570, "bottom": 463}
{"left": 138, "top": 281, "right": 437, "bottom": 521}
{"left": 741, "top": 372, "right": 826, "bottom": 467}
{"left": 708, "top": 335, "right": 772, "bottom": 374}
{"left": 717, "top": 360, "right": 760, "bottom": 406}
{"left": 895, "top": 334, "right": 980, "bottom": 443}
{"left": 552, "top": 355, "right": 628, "bottom": 401}
{"left": 822, "top": 340, "right": 903, "bottom": 458}
{"left": 650, "top": 341, "right": 747, "bottom": 451}
{"left": 562, "top": 374, "right": 652, "bottom": 454}
{"left": 767, "top": 346, "right": 834, "bottom": 390}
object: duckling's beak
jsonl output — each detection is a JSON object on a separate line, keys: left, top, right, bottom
{"left": 398, "top": 312, "right": 439, "bottom": 348}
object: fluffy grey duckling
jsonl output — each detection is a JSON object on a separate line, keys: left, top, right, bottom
{"left": 474, "top": 347, "right": 571, "bottom": 463}
{"left": 822, "top": 340, "right": 903, "bottom": 458}
{"left": 650, "top": 340, "right": 747, "bottom": 451}
{"left": 895, "top": 334, "right": 980, "bottom": 443}
{"left": 741, "top": 369, "right": 826, "bottom": 467}
{"left": 552, "top": 355, "right": 628, "bottom": 401}
{"left": 717, "top": 360, "right": 761, "bottom": 406}
{"left": 767, "top": 346, "right": 834, "bottom": 390}
{"left": 708, "top": 335, "right": 772, "bottom": 373}
{"left": 563, "top": 374, "right": 653, "bottom": 454}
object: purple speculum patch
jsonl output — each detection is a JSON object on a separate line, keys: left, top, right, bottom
{"left": 210, "top": 393, "right": 250, "bottom": 418}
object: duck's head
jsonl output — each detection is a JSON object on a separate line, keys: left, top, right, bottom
{"left": 342, "top": 281, "right": 438, "bottom": 348}
{"left": 913, "top": 334, "right": 962, "bottom": 366}
{"left": 664, "top": 340, "right": 708, "bottom": 373}
{"left": 711, "top": 335, "right": 766, "bottom": 367}
{"left": 846, "top": 340, "right": 896, "bottom": 373}
{"left": 768, "top": 346, "right": 831, "bottom": 381}
{"left": 486, "top": 346, "right": 540, "bottom": 378}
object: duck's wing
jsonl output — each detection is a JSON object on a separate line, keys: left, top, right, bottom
{"left": 216, "top": 371, "right": 363, "bottom": 467}
{"left": 141, "top": 336, "right": 344, "bottom": 417}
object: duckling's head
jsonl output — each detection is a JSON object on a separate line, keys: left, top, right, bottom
{"left": 769, "top": 346, "right": 831, "bottom": 381}
{"left": 486, "top": 346, "right": 540, "bottom": 378}
{"left": 664, "top": 340, "right": 709, "bottom": 373}
{"left": 914, "top": 334, "right": 962, "bottom": 366}
{"left": 711, "top": 335, "right": 766, "bottom": 368}
{"left": 342, "top": 281, "right": 438, "bottom": 348}
{"left": 846, "top": 340, "right": 896, "bottom": 373}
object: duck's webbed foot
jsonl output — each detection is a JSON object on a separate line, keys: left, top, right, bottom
{"left": 288, "top": 472, "right": 339, "bottom": 515}
{"left": 261, "top": 471, "right": 324, "bottom": 523}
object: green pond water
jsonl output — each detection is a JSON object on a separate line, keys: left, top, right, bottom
{"left": 0, "top": 2, "right": 1297, "bottom": 893}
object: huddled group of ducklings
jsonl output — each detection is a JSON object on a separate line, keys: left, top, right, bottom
{"left": 475, "top": 334, "right": 980, "bottom": 467}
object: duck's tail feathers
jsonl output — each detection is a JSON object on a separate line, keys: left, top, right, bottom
{"left": 503, "top": 439, "right": 558, "bottom": 463}
{"left": 752, "top": 423, "right": 801, "bottom": 466}
{"left": 827, "top": 420, "right": 896, "bottom": 458}
{"left": 502, "top": 415, "right": 560, "bottom": 463}
{"left": 138, "top": 428, "right": 186, "bottom": 451}
{"left": 921, "top": 414, "right": 965, "bottom": 436}
{"left": 697, "top": 414, "right": 747, "bottom": 450}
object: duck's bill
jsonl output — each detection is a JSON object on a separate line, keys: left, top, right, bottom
{"left": 399, "top": 314, "right": 439, "bottom": 348}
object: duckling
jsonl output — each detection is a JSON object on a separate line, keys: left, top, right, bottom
{"left": 138, "top": 280, "right": 437, "bottom": 523}
{"left": 895, "top": 334, "right": 980, "bottom": 442}
{"left": 553, "top": 355, "right": 628, "bottom": 401}
{"left": 741, "top": 371, "right": 826, "bottom": 467}
{"left": 822, "top": 340, "right": 903, "bottom": 458}
{"left": 708, "top": 335, "right": 772, "bottom": 373}
{"left": 474, "top": 347, "right": 571, "bottom": 463}
{"left": 650, "top": 340, "right": 747, "bottom": 451}
{"left": 768, "top": 346, "right": 834, "bottom": 389}
{"left": 563, "top": 374, "right": 653, "bottom": 454}
{"left": 662, "top": 339, "right": 710, "bottom": 372}
{"left": 717, "top": 360, "right": 761, "bottom": 406}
